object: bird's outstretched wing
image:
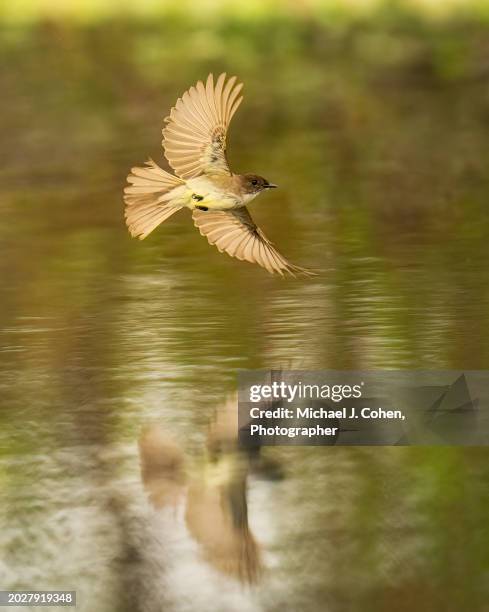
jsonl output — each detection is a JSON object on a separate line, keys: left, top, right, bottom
{"left": 192, "top": 207, "right": 316, "bottom": 277}
{"left": 162, "top": 73, "right": 243, "bottom": 179}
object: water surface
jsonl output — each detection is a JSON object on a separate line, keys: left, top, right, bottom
{"left": 1, "top": 19, "right": 489, "bottom": 612}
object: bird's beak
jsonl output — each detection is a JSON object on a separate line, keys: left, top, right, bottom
{"left": 265, "top": 183, "right": 278, "bottom": 189}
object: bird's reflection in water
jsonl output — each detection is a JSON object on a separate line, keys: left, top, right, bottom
{"left": 139, "top": 397, "right": 274, "bottom": 585}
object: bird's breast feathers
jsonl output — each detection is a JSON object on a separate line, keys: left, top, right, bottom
{"left": 184, "top": 175, "right": 248, "bottom": 210}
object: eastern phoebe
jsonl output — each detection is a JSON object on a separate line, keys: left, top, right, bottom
{"left": 124, "top": 73, "right": 314, "bottom": 276}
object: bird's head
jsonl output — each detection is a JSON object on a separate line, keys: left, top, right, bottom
{"left": 241, "top": 174, "right": 277, "bottom": 198}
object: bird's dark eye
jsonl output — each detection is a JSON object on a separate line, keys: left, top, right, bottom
{"left": 251, "top": 179, "right": 258, "bottom": 186}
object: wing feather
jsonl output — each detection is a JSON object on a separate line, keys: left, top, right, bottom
{"left": 192, "top": 208, "right": 315, "bottom": 277}
{"left": 162, "top": 73, "right": 243, "bottom": 179}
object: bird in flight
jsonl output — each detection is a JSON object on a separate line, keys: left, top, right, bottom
{"left": 124, "top": 73, "right": 315, "bottom": 277}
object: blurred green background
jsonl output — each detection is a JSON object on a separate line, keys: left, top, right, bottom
{"left": 1, "top": 1, "right": 489, "bottom": 611}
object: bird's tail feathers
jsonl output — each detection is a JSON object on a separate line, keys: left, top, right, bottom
{"left": 124, "top": 159, "right": 185, "bottom": 240}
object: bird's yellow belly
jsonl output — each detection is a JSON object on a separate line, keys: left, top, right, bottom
{"left": 185, "top": 192, "right": 240, "bottom": 211}
{"left": 199, "top": 197, "right": 238, "bottom": 210}
{"left": 185, "top": 177, "right": 242, "bottom": 211}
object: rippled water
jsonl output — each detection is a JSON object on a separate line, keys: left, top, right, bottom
{"left": 1, "top": 20, "right": 489, "bottom": 612}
